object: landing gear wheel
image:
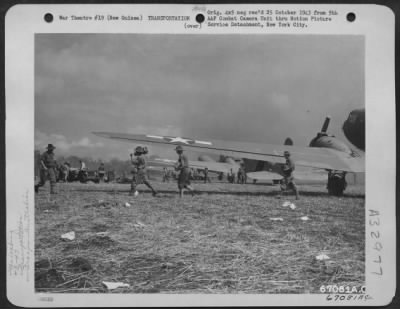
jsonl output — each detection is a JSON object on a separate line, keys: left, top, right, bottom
{"left": 327, "top": 172, "right": 347, "bottom": 196}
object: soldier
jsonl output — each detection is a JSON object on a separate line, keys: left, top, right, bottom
{"left": 229, "top": 168, "right": 235, "bottom": 183}
{"left": 35, "top": 144, "right": 57, "bottom": 194}
{"left": 237, "top": 167, "right": 244, "bottom": 184}
{"left": 78, "top": 160, "right": 88, "bottom": 182}
{"left": 203, "top": 167, "right": 211, "bottom": 183}
{"left": 174, "top": 145, "right": 194, "bottom": 198}
{"left": 238, "top": 165, "right": 247, "bottom": 184}
{"left": 98, "top": 162, "right": 106, "bottom": 183}
{"left": 130, "top": 146, "right": 158, "bottom": 196}
{"left": 279, "top": 150, "right": 299, "bottom": 200}
{"left": 63, "top": 161, "right": 70, "bottom": 182}
{"left": 79, "top": 160, "right": 86, "bottom": 171}
{"left": 162, "top": 167, "right": 169, "bottom": 182}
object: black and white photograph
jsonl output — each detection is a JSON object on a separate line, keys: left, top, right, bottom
{"left": 33, "top": 32, "right": 367, "bottom": 294}
{"left": 5, "top": 4, "right": 395, "bottom": 307}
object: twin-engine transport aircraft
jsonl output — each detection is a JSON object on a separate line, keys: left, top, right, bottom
{"left": 93, "top": 114, "right": 364, "bottom": 196}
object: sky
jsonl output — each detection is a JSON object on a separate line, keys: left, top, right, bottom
{"left": 35, "top": 34, "right": 364, "bottom": 161}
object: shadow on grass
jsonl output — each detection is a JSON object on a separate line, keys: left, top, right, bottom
{"left": 72, "top": 187, "right": 365, "bottom": 198}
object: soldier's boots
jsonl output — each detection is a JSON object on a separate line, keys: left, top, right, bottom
{"left": 144, "top": 182, "right": 158, "bottom": 197}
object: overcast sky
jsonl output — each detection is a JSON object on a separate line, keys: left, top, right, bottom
{"left": 35, "top": 34, "right": 364, "bottom": 160}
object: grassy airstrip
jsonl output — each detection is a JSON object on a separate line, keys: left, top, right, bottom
{"left": 35, "top": 181, "right": 365, "bottom": 293}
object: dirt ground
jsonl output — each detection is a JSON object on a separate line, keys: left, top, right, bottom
{"left": 35, "top": 181, "right": 365, "bottom": 293}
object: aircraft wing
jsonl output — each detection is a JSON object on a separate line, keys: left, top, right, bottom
{"left": 93, "top": 132, "right": 364, "bottom": 173}
{"left": 148, "top": 158, "right": 238, "bottom": 174}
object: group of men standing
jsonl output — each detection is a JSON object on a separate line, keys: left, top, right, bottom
{"left": 227, "top": 167, "right": 247, "bottom": 184}
{"left": 35, "top": 143, "right": 299, "bottom": 200}
{"left": 34, "top": 144, "right": 107, "bottom": 194}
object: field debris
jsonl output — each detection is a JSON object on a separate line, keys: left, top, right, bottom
{"left": 35, "top": 257, "right": 97, "bottom": 291}
{"left": 134, "top": 191, "right": 139, "bottom": 197}
{"left": 95, "top": 232, "right": 109, "bottom": 237}
{"left": 161, "top": 262, "right": 175, "bottom": 269}
{"left": 289, "top": 203, "right": 296, "bottom": 210}
{"left": 83, "top": 199, "right": 119, "bottom": 209}
{"left": 125, "top": 202, "right": 131, "bottom": 207}
{"left": 80, "top": 234, "right": 116, "bottom": 249}
{"left": 133, "top": 221, "right": 146, "bottom": 228}
{"left": 300, "top": 216, "right": 310, "bottom": 221}
{"left": 35, "top": 182, "right": 365, "bottom": 293}
{"left": 68, "top": 257, "right": 93, "bottom": 272}
{"left": 282, "top": 201, "right": 291, "bottom": 207}
{"left": 61, "top": 231, "right": 75, "bottom": 241}
{"left": 315, "top": 254, "right": 330, "bottom": 261}
{"left": 102, "top": 281, "right": 130, "bottom": 290}
{"left": 36, "top": 268, "right": 64, "bottom": 288}
{"left": 270, "top": 217, "right": 284, "bottom": 221}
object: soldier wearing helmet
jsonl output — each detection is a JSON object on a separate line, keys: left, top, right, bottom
{"left": 130, "top": 146, "right": 158, "bottom": 196}
{"left": 35, "top": 144, "right": 58, "bottom": 194}
{"left": 280, "top": 150, "right": 299, "bottom": 200}
{"left": 175, "top": 145, "right": 194, "bottom": 198}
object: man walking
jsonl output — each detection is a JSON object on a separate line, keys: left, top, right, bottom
{"left": 35, "top": 144, "right": 57, "bottom": 194}
{"left": 174, "top": 145, "right": 194, "bottom": 198}
{"left": 203, "top": 167, "right": 211, "bottom": 183}
{"left": 62, "top": 161, "right": 70, "bottom": 182}
{"left": 279, "top": 150, "right": 299, "bottom": 200}
{"left": 130, "top": 146, "right": 158, "bottom": 196}
{"left": 237, "top": 166, "right": 245, "bottom": 184}
{"left": 98, "top": 162, "right": 106, "bottom": 183}
{"left": 162, "top": 167, "right": 169, "bottom": 182}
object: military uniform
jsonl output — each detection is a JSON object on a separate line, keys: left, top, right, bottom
{"left": 175, "top": 145, "right": 194, "bottom": 197}
{"left": 176, "top": 153, "right": 191, "bottom": 189}
{"left": 35, "top": 144, "right": 57, "bottom": 194}
{"left": 130, "top": 147, "right": 157, "bottom": 196}
{"left": 203, "top": 168, "right": 211, "bottom": 183}
{"left": 237, "top": 167, "right": 246, "bottom": 184}
{"left": 162, "top": 168, "right": 169, "bottom": 182}
{"left": 98, "top": 163, "right": 105, "bottom": 183}
{"left": 280, "top": 151, "right": 299, "bottom": 199}
{"left": 229, "top": 169, "right": 235, "bottom": 183}
{"left": 63, "top": 162, "right": 70, "bottom": 182}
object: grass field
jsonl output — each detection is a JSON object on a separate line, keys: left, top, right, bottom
{"left": 35, "top": 181, "right": 365, "bottom": 294}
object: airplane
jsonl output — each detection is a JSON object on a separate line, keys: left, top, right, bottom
{"left": 93, "top": 112, "right": 364, "bottom": 196}
{"left": 244, "top": 114, "right": 364, "bottom": 193}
